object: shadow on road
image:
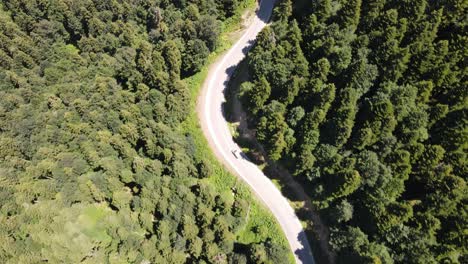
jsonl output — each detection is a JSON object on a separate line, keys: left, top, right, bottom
{"left": 296, "top": 231, "right": 315, "bottom": 264}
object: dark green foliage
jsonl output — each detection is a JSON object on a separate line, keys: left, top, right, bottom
{"left": 239, "top": 0, "right": 467, "bottom": 263}
{"left": 256, "top": 101, "right": 290, "bottom": 161}
{"left": 0, "top": 1, "right": 288, "bottom": 263}
{"left": 183, "top": 39, "right": 210, "bottom": 75}
{"left": 240, "top": 76, "right": 272, "bottom": 115}
{"left": 247, "top": 239, "right": 291, "bottom": 264}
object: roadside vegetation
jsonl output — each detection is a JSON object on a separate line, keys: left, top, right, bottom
{"left": 237, "top": 0, "right": 467, "bottom": 263}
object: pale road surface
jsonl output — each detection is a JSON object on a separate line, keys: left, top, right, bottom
{"left": 197, "top": 0, "right": 315, "bottom": 263}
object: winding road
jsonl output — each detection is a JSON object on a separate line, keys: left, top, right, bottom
{"left": 197, "top": 1, "right": 315, "bottom": 263}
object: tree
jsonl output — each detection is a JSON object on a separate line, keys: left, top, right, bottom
{"left": 182, "top": 39, "right": 209, "bottom": 75}
{"left": 197, "top": 160, "right": 212, "bottom": 178}
{"left": 274, "top": 0, "right": 292, "bottom": 21}
{"left": 215, "top": 0, "right": 239, "bottom": 18}
{"left": 324, "top": 89, "right": 358, "bottom": 148}
{"left": 337, "top": 0, "right": 362, "bottom": 31}
{"left": 330, "top": 199, "right": 354, "bottom": 223}
{"left": 256, "top": 101, "right": 289, "bottom": 161}
{"left": 287, "top": 106, "right": 305, "bottom": 127}
{"left": 248, "top": 239, "right": 290, "bottom": 264}
{"left": 314, "top": 0, "right": 332, "bottom": 22}
{"left": 162, "top": 40, "right": 182, "bottom": 78}
{"left": 328, "top": 170, "right": 362, "bottom": 200}
{"left": 197, "top": 15, "right": 221, "bottom": 51}
{"left": 240, "top": 76, "right": 271, "bottom": 115}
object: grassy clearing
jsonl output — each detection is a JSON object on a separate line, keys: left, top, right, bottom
{"left": 223, "top": 0, "right": 257, "bottom": 33}
{"left": 178, "top": 1, "right": 294, "bottom": 262}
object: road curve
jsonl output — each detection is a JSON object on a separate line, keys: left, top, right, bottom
{"left": 197, "top": 1, "right": 315, "bottom": 263}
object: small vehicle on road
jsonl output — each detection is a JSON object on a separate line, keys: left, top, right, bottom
{"left": 231, "top": 149, "right": 240, "bottom": 159}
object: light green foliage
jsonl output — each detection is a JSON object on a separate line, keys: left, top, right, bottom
{"left": 287, "top": 106, "right": 305, "bottom": 127}
{"left": 238, "top": 0, "right": 467, "bottom": 263}
{"left": 330, "top": 199, "right": 354, "bottom": 223}
{"left": 29, "top": 203, "right": 116, "bottom": 263}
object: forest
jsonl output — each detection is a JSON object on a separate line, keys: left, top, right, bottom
{"left": 0, "top": 0, "right": 290, "bottom": 263}
{"left": 238, "top": 0, "right": 467, "bottom": 263}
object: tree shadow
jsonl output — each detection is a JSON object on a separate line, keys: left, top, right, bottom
{"left": 256, "top": 0, "right": 276, "bottom": 24}
{"left": 241, "top": 39, "right": 257, "bottom": 55}
{"left": 295, "top": 230, "right": 316, "bottom": 264}
{"left": 221, "top": 63, "right": 242, "bottom": 123}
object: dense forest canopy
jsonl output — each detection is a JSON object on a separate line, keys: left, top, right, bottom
{"left": 239, "top": 0, "right": 467, "bottom": 263}
{"left": 0, "top": 0, "right": 290, "bottom": 263}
